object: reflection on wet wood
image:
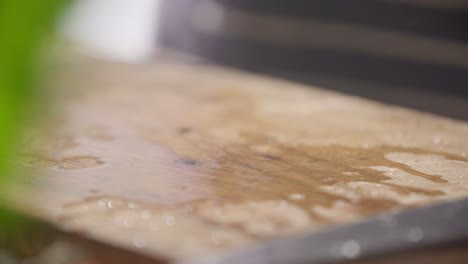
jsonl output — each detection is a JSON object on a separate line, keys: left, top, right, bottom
{"left": 10, "top": 53, "right": 468, "bottom": 261}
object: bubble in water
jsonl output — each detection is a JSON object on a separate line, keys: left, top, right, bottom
{"left": 340, "top": 240, "right": 361, "bottom": 259}
{"left": 407, "top": 227, "right": 424, "bottom": 242}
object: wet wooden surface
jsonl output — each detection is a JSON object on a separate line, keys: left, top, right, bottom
{"left": 9, "top": 52, "right": 468, "bottom": 262}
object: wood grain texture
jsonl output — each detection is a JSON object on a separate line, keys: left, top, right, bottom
{"left": 9, "top": 51, "right": 468, "bottom": 261}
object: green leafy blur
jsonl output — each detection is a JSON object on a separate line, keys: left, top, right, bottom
{"left": 0, "top": 0, "right": 68, "bottom": 228}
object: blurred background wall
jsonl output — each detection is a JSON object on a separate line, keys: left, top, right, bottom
{"left": 160, "top": 0, "right": 468, "bottom": 119}
{"left": 63, "top": 0, "right": 468, "bottom": 120}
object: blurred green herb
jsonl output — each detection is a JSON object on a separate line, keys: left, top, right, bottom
{"left": 0, "top": 0, "right": 68, "bottom": 231}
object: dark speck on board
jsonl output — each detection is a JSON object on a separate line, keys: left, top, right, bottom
{"left": 178, "top": 127, "right": 192, "bottom": 135}
{"left": 176, "top": 158, "right": 199, "bottom": 166}
{"left": 260, "top": 154, "right": 280, "bottom": 160}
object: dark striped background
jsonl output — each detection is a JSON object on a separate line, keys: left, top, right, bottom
{"left": 159, "top": 0, "right": 468, "bottom": 120}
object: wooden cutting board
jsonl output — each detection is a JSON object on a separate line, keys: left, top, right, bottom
{"left": 10, "top": 51, "right": 468, "bottom": 262}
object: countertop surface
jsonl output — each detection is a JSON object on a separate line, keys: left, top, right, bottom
{"left": 10, "top": 50, "right": 468, "bottom": 262}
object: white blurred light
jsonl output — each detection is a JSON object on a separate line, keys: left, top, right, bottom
{"left": 62, "top": 0, "right": 161, "bottom": 62}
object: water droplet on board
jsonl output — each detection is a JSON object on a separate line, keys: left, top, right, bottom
{"left": 57, "top": 156, "right": 104, "bottom": 170}
{"left": 288, "top": 193, "right": 305, "bottom": 201}
{"left": 209, "top": 233, "right": 226, "bottom": 246}
{"left": 132, "top": 235, "right": 147, "bottom": 248}
{"left": 407, "top": 227, "right": 424, "bottom": 242}
{"left": 342, "top": 171, "right": 360, "bottom": 176}
{"left": 164, "top": 214, "right": 176, "bottom": 226}
{"left": 141, "top": 210, "right": 152, "bottom": 220}
{"left": 123, "top": 218, "right": 134, "bottom": 229}
{"left": 323, "top": 177, "right": 335, "bottom": 183}
{"left": 89, "top": 189, "right": 100, "bottom": 194}
{"left": 128, "top": 202, "right": 138, "bottom": 209}
{"left": 278, "top": 200, "right": 288, "bottom": 209}
{"left": 340, "top": 240, "right": 361, "bottom": 259}
{"left": 379, "top": 214, "right": 398, "bottom": 227}
{"left": 16, "top": 155, "right": 58, "bottom": 168}
{"left": 150, "top": 221, "right": 160, "bottom": 231}
{"left": 433, "top": 135, "right": 442, "bottom": 144}
{"left": 443, "top": 207, "right": 457, "bottom": 218}
{"left": 98, "top": 199, "right": 107, "bottom": 209}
